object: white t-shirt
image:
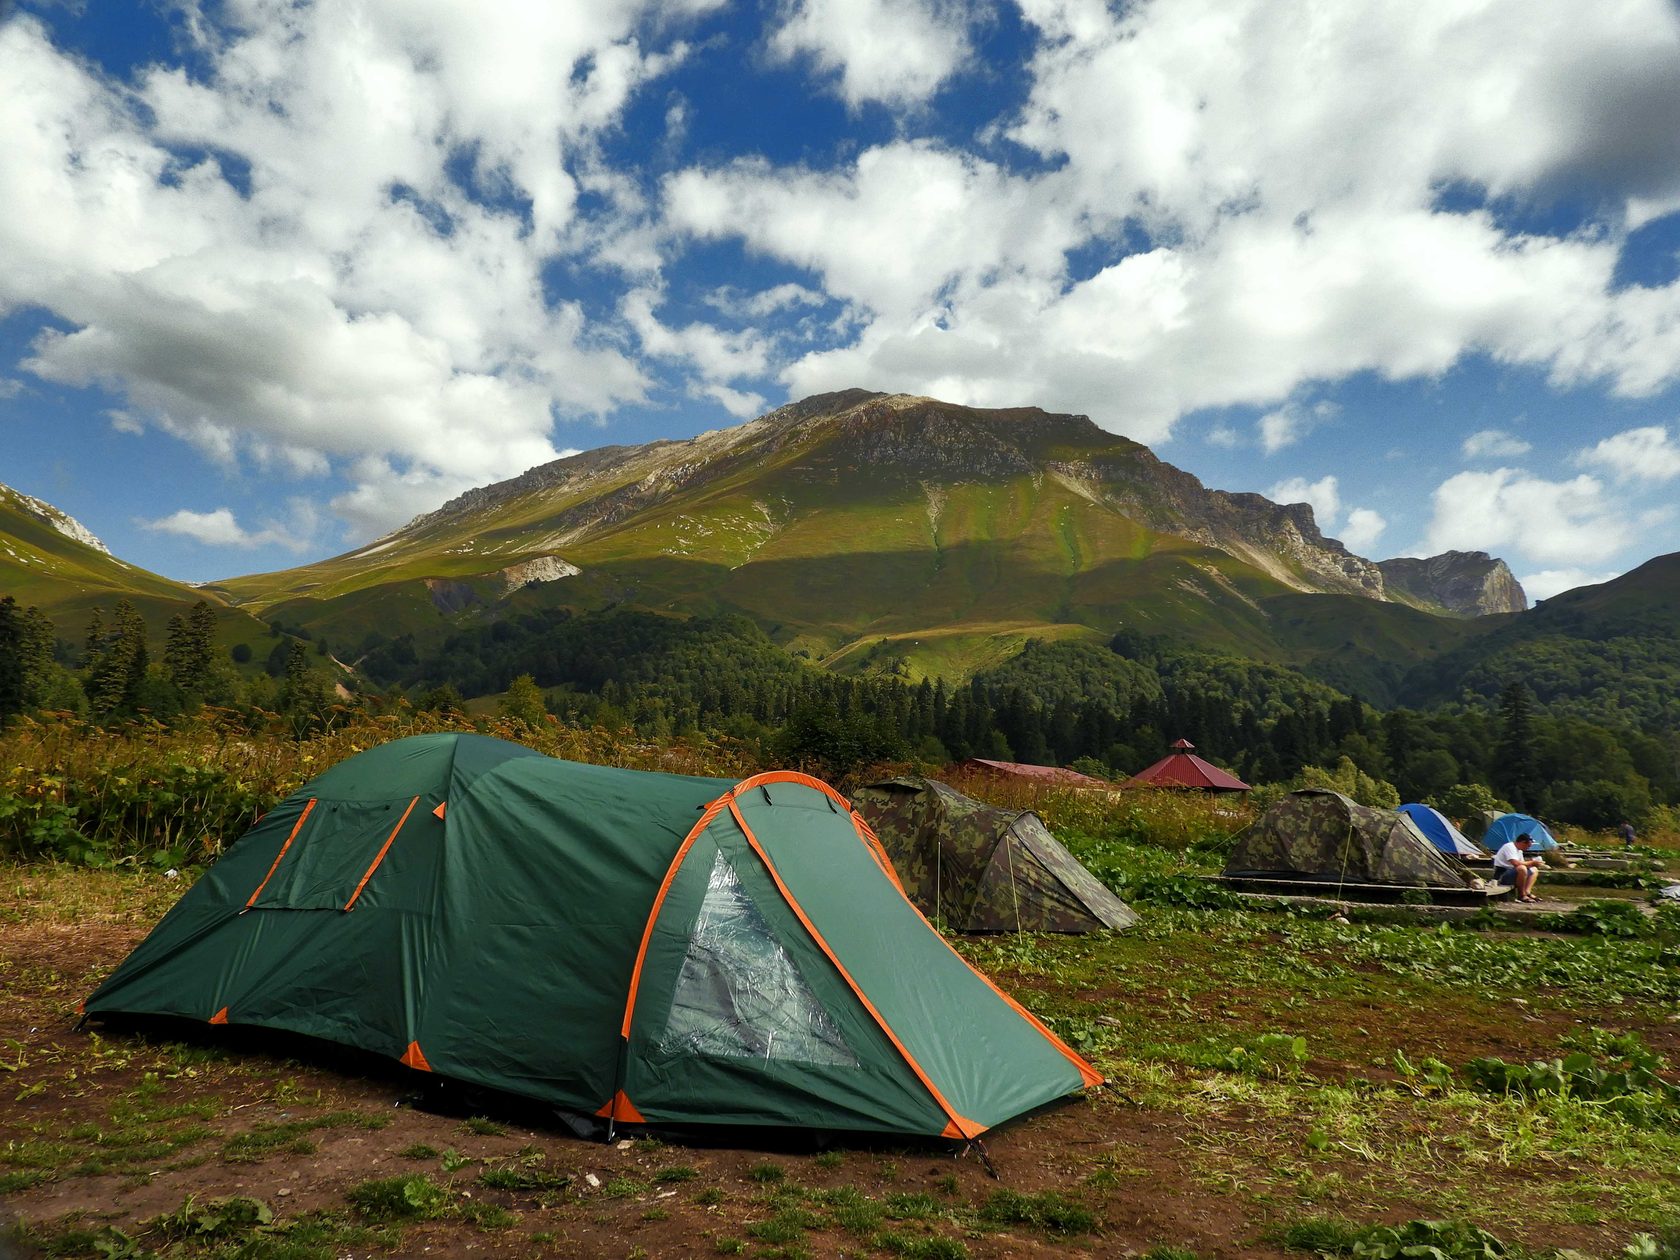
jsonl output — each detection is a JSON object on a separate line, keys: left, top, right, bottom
{"left": 1493, "top": 841, "right": 1524, "bottom": 869}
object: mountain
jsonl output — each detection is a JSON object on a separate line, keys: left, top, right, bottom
{"left": 0, "top": 481, "right": 271, "bottom": 656}
{"left": 1399, "top": 551, "right": 1680, "bottom": 732}
{"left": 1378, "top": 551, "right": 1527, "bottom": 616}
{"left": 211, "top": 391, "right": 1503, "bottom": 694}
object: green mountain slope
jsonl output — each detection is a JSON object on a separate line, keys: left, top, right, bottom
{"left": 210, "top": 391, "right": 1505, "bottom": 693}
{"left": 1400, "top": 552, "right": 1680, "bottom": 731}
{"left": 0, "top": 483, "right": 272, "bottom": 656}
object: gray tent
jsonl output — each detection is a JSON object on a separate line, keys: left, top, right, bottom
{"left": 851, "top": 777, "right": 1137, "bottom": 933}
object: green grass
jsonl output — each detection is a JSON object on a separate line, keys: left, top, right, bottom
{"left": 222, "top": 1111, "right": 388, "bottom": 1163}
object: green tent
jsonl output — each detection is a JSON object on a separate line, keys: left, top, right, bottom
{"left": 851, "top": 777, "right": 1137, "bottom": 933}
{"left": 1224, "top": 789, "right": 1479, "bottom": 890}
{"left": 86, "top": 734, "right": 1098, "bottom": 1139}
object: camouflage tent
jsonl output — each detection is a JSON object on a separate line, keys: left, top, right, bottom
{"left": 851, "top": 777, "right": 1137, "bottom": 933}
{"left": 1224, "top": 789, "right": 1479, "bottom": 890}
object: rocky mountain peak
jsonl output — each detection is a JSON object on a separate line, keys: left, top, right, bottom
{"left": 1, "top": 482, "right": 111, "bottom": 556}
{"left": 328, "top": 390, "right": 1528, "bottom": 617}
{"left": 1378, "top": 551, "right": 1528, "bottom": 616}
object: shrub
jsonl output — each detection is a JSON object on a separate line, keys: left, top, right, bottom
{"left": 347, "top": 1174, "right": 451, "bottom": 1221}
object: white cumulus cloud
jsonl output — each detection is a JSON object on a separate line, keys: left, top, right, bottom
{"left": 1268, "top": 474, "right": 1341, "bottom": 528}
{"left": 1339, "top": 508, "right": 1388, "bottom": 553}
{"left": 767, "top": 0, "right": 973, "bottom": 107}
{"left": 1462, "top": 429, "right": 1533, "bottom": 459}
{"left": 141, "top": 501, "right": 318, "bottom": 553}
{"left": 1424, "top": 467, "right": 1632, "bottom": 566}
{"left": 0, "top": 4, "right": 721, "bottom": 538}
{"left": 1578, "top": 424, "right": 1680, "bottom": 482}
{"left": 663, "top": 0, "right": 1680, "bottom": 449}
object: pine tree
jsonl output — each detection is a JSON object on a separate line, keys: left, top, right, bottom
{"left": 87, "top": 600, "right": 148, "bottom": 719}
{"left": 82, "top": 607, "right": 106, "bottom": 666}
{"left": 278, "top": 640, "right": 327, "bottom": 733}
{"left": 164, "top": 614, "right": 192, "bottom": 688}
{"left": 187, "top": 601, "right": 217, "bottom": 686}
{"left": 0, "top": 597, "right": 26, "bottom": 723}
{"left": 1494, "top": 682, "right": 1542, "bottom": 810}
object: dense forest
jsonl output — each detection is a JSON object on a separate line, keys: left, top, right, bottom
{"left": 3, "top": 594, "right": 1676, "bottom": 831}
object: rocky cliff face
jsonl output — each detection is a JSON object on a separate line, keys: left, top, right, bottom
{"left": 1379, "top": 552, "right": 1528, "bottom": 616}
{"left": 333, "top": 390, "right": 1541, "bottom": 622}
{"left": 1, "top": 483, "right": 111, "bottom": 555}
{"left": 387, "top": 390, "right": 1397, "bottom": 599}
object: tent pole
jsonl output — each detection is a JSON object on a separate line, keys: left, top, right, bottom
{"left": 935, "top": 836, "right": 942, "bottom": 928}
{"left": 1005, "top": 830, "right": 1022, "bottom": 936}
{"left": 605, "top": 1036, "right": 628, "bottom": 1145}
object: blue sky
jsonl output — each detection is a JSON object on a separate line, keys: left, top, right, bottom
{"left": 4, "top": 0, "right": 1680, "bottom": 601}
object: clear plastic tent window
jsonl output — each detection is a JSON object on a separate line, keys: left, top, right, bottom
{"left": 659, "top": 850, "right": 857, "bottom": 1068}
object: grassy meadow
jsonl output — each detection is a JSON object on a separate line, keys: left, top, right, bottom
{"left": 2, "top": 715, "right": 1679, "bottom": 1259}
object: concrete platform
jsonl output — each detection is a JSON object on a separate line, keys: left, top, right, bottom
{"left": 1213, "top": 874, "right": 1508, "bottom": 907}
{"left": 1207, "top": 887, "right": 1653, "bottom": 929}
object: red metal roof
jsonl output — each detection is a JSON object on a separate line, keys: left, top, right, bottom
{"left": 1122, "top": 740, "right": 1251, "bottom": 791}
{"left": 958, "top": 758, "right": 1115, "bottom": 789}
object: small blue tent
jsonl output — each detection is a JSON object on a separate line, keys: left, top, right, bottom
{"left": 1399, "top": 804, "right": 1485, "bottom": 858}
{"left": 1483, "top": 812, "right": 1559, "bottom": 853}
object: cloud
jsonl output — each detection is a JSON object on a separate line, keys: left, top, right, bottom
{"left": 1268, "top": 474, "right": 1340, "bottom": 527}
{"left": 141, "top": 500, "right": 318, "bottom": 553}
{"left": 623, "top": 287, "right": 772, "bottom": 383}
{"left": 0, "top": 4, "right": 718, "bottom": 536}
{"left": 1423, "top": 467, "right": 1632, "bottom": 566}
{"left": 1577, "top": 424, "right": 1680, "bottom": 483}
{"left": 1462, "top": 428, "right": 1532, "bottom": 459}
{"left": 662, "top": 0, "right": 1680, "bottom": 448}
{"left": 1257, "top": 401, "right": 1335, "bottom": 455}
{"left": 767, "top": 0, "right": 972, "bottom": 107}
{"left": 1206, "top": 423, "right": 1242, "bottom": 448}
{"left": 1519, "top": 568, "right": 1621, "bottom": 601}
{"left": 705, "top": 283, "right": 830, "bottom": 320}
{"left": 1339, "top": 508, "right": 1388, "bottom": 552}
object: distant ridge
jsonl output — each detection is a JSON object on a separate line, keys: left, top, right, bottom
{"left": 205, "top": 390, "right": 1520, "bottom": 687}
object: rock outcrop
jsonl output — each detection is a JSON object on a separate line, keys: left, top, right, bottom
{"left": 1, "top": 483, "right": 111, "bottom": 555}
{"left": 499, "top": 555, "right": 580, "bottom": 594}
{"left": 1379, "top": 552, "right": 1528, "bottom": 616}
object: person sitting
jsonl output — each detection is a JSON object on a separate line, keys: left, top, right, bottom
{"left": 1492, "top": 833, "right": 1543, "bottom": 902}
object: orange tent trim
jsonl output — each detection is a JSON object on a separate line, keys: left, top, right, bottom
{"left": 852, "top": 827, "right": 1103, "bottom": 1090}
{"left": 849, "top": 812, "right": 908, "bottom": 895}
{"left": 619, "top": 795, "right": 731, "bottom": 1039}
{"left": 209, "top": 1007, "right": 229, "bottom": 1025}
{"left": 619, "top": 771, "right": 882, "bottom": 1044}
{"left": 728, "top": 798, "right": 986, "bottom": 1141}
{"left": 433, "top": 801, "right": 446, "bottom": 820}
{"left": 244, "top": 797, "right": 317, "bottom": 909}
{"left": 343, "top": 795, "right": 419, "bottom": 911}
{"left": 594, "top": 1090, "right": 645, "bottom": 1123}
{"left": 400, "top": 1042, "right": 432, "bottom": 1072}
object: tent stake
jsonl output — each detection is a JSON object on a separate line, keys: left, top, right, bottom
{"left": 965, "top": 1139, "right": 999, "bottom": 1178}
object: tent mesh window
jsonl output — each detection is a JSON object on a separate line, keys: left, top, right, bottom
{"left": 659, "top": 850, "right": 856, "bottom": 1068}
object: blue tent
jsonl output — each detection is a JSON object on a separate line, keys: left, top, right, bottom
{"left": 1399, "top": 804, "right": 1485, "bottom": 858}
{"left": 1483, "top": 812, "right": 1559, "bottom": 853}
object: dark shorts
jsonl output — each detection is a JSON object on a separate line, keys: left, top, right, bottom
{"left": 1495, "top": 867, "right": 1519, "bottom": 886}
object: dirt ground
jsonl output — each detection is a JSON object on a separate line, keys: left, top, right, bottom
{"left": 2, "top": 877, "right": 1676, "bottom": 1259}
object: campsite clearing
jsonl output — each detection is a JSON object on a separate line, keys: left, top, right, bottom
{"left": 5, "top": 865, "right": 1679, "bottom": 1260}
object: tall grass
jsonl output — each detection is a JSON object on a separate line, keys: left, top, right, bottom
{"left": 935, "top": 768, "right": 1254, "bottom": 852}
{"left": 0, "top": 708, "right": 759, "bottom": 866}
